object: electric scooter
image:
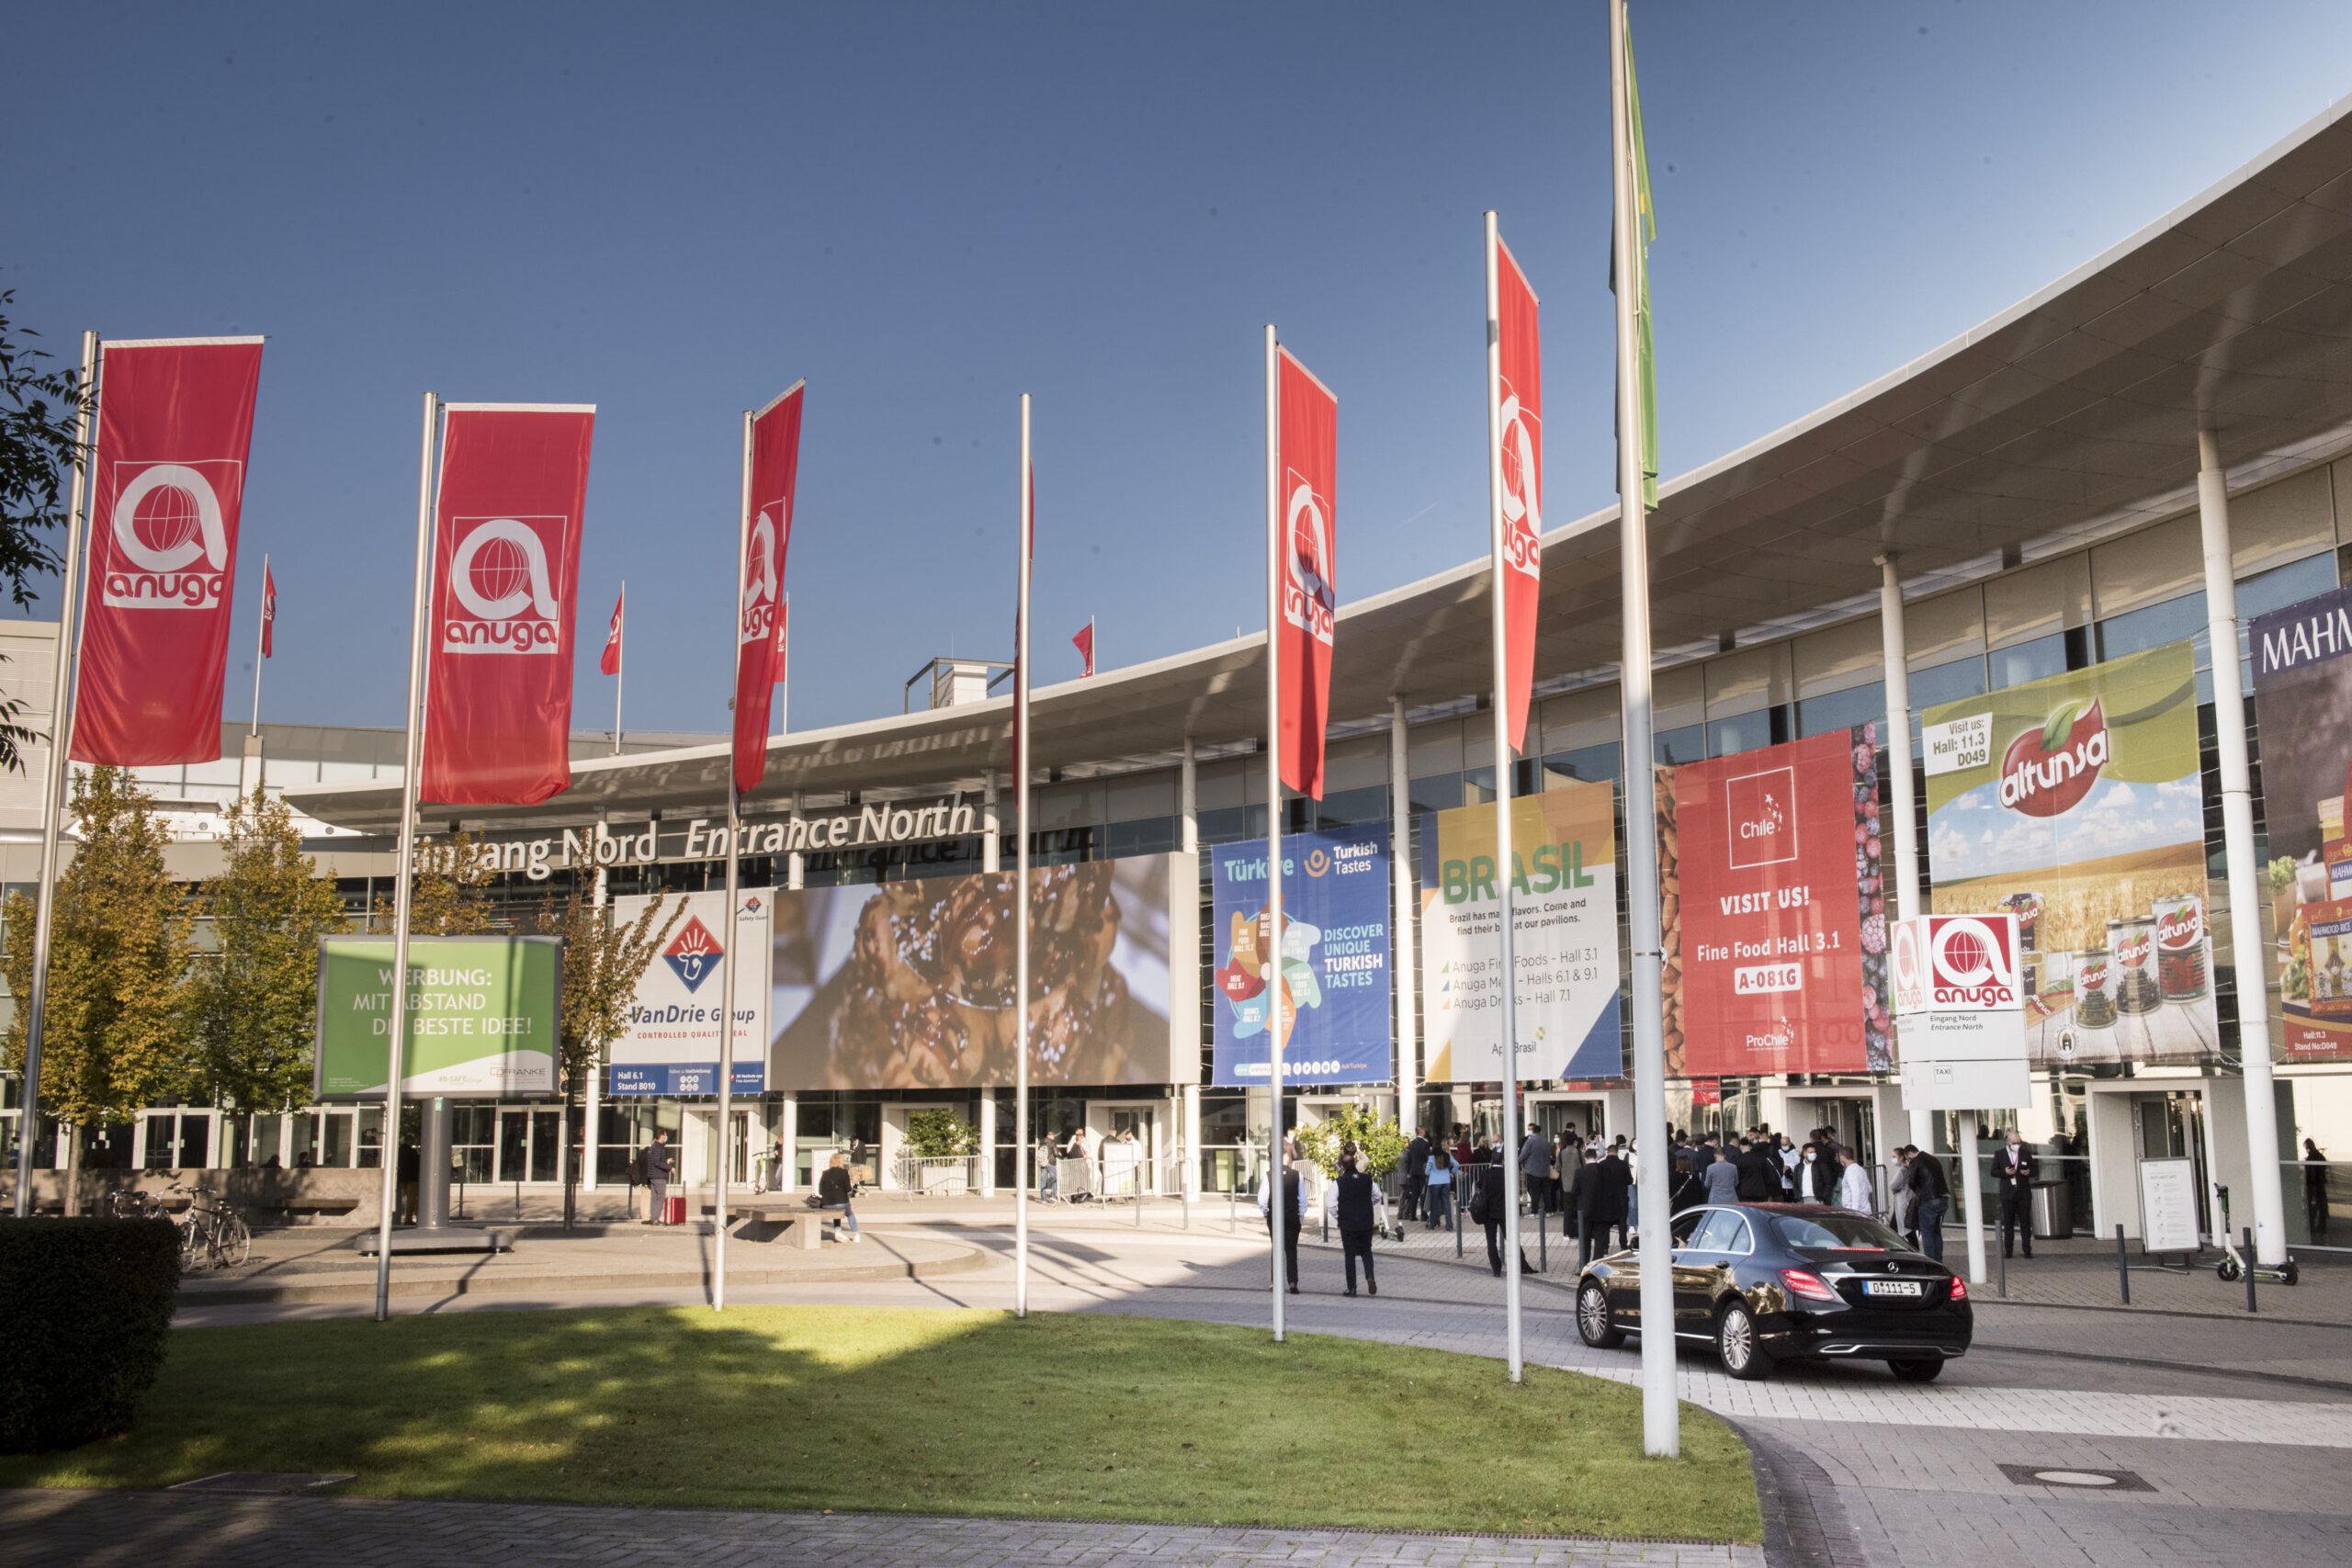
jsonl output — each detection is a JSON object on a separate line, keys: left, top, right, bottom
{"left": 2213, "top": 1184, "right": 2301, "bottom": 1285}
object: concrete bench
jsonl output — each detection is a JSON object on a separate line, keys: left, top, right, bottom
{"left": 708, "top": 1199, "right": 828, "bottom": 1248}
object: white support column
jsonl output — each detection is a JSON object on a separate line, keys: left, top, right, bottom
{"left": 1877, "top": 556, "right": 1938, "bottom": 1164}
{"left": 584, "top": 818, "right": 608, "bottom": 1192}
{"left": 983, "top": 772, "right": 1001, "bottom": 874}
{"left": 1181, "top": 740, "right": 1200, "bottom": 1199}
{"left": 1182, "top": 1082, "right": 1201, "bottom": 1200}
{"left": 2199, "top": 429, "right": 2289, "bottom": 1264}
{"left": 978, "top": 1089, "right": 997, "bottom": 1197}
{"left": 1390, "top": 695, "right": 1419, "bottom": 1139}
{"left": 778, "top": 1093, "right": 797, "bottom": 1192}
{"left": 786, "top": 790, "right": 805, "bottom": 892}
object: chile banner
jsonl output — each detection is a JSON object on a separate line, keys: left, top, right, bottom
{"left": 422, "top": 403, "right": 594, "bottom": 805}
{"left": 73, "top": 336, "right": 265, "bottom": 765}
{"left": 734, "top": 383, "right": 803, "bottom": 795}
{"left": 1276, "top": 347, "right": 1337, "bottom": 799}
{"left": 1212, "top": 823, "right": 1392, "bottom": 1086}
{"left": 1493, "top": 231, "right": 1543, "bottom": 755}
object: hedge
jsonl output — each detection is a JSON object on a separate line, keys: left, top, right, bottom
{"left": 0, "top": 1218, "right": 183, "bottom": 1452}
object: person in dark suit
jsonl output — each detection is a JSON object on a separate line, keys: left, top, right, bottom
{"left": 1734, "top": 1137, "right": 1778, "bottom": 1201}
{"left": 1475, "top": 1156, "right": 1534, "bottom": 1278}
{"left": 1333, "top": 1145, "right": 1379, "bottom": 1296}
{"left": 1400, "top": 1130, "right": 1430, "bottom": 1223}
{"left": 1996, "top": 1130, "right": 2038, "bottom": 1258}
{"left": 640, "top": 1132, "right": 674, "bottom": 1224}
{"left": 1577, "top": 1146, "right": 1631, "bottom": 1268}
{"left": 1259, "top": 1154, "right": 1304, "bottom": 1293}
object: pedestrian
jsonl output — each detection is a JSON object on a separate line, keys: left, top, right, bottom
{"left": 816, "top": 1150, "right": 861, "bottom": 1241}
{"left": 1908, "top": 1144, "right": 1951, "bottom": 1261}
{"left": 1886, "top": 1145, "right": 1917, "bottom": 1246}
{"left": 1776, "top": 1134, "right": 1800, "bottom": 1199}
{"left": 1735, "top": 1136, "right": 1777, "bottom": 1201}
{"left": 1669, "top": 1151, "right": 1705, "bottom": 1213}
{"left": 1701, "top": 1144, "right": 1741, "bottom": 1204}
{"left": 1401, "top": 1127, "right": 1430, "bottom": 1223}
{"left": 1996, "top": 1129, "right": 2037, "bottom": 1258}
{"left": 1425, "top": 1144, "right": 1456, "bottom": 1232}
{"left": 1577, "top": 1145, "right": 1630, "bottom": 1268}
{"left": 396, "top": 1137, "right": 420, "bottom": 1225}
{"left": 1259, "top": 1150, "right": 1305, "bottom": 1292}
{"left": 640, "top": 1131, "right": 674, "bottom": 1224}
{"left": 1453, "top": 1127, "right": 1475, "bottom": 1168}
{"left": 1519, "top": 1122, "right": 1551, "bottom": 1218}
{"left": 1836, "top": 1148, "right": 1873, "bottom": 1213}
{"left": 1331, "top": 1144, "right": 1379, "bottom": 1297}
{"left": 2307, "top": 1138, "right": 2332, "bottom": 1237}
{"left": 1794, "top": 1141, "right": 1828, "bottom": 1203}
{"left": 1473, "top": 1158, "right": 1534, "bottom": 1278}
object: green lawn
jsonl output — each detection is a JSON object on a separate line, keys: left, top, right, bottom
{"left": 0, "top": 1307, "right": 1758, "bottom": 1540}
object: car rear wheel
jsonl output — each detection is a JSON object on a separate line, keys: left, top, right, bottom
{"left": 1577, "top": 1282, "right": 1625, "bottom": 1348}
{"left": 1716, "top": 1300, "right": 1770, "bottom": 1380}
{"left": 1889, "top": 1358, "right": 1944, "bottom": 1382}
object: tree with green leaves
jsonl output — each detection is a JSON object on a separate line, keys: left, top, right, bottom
{"left": 0, "top": 292, "right": 90, "bottom": 773}
{"left": 1292, "top": 1104, "right": 1408, "bottom": 1179}
{"left": 1, "top": 767, "right": 195, "bottom": 1213}
{"left": 187, "top": 789, "right": 351, "bottom": 1116}
{"left": 535, "top": 888, "right": 684, "bottom": 1225}
{"left": 374, "top": 830, "right": 498, "bottom": 936}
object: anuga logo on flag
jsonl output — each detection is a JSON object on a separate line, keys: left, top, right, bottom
{"left": 442, "top": 516, "right": 567, "bottom": 654}
{"left": 100, "top": 459, "right": 238, "bottom": 610}
{"left": 663, "top": 916, "right": 723, "bottom": 992}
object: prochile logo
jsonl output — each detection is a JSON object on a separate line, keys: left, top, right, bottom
{"left": 100, "top": 461, "right": 238, "bottom": 610}
{"left": 740, "top": 505, "right": 782, "bottom": 648}
{"left": 1498, "top": 380, "right": 1542, "bottom": 578}
{"left": 1724, "top": 766, "right": 1797, "bottom": 870}
{"left": 443, "top": 515, "right": 565, "bottom": 655}
{"left": 1283, "top": 469, "right": 1336, "bottom": 647}
{"left": 1998, "top": 700, "right": 2109, "bottom": 818}
{"left": 1928, "top": 916, "right": 2018, "bottom": 1008}
{"left": 662, "top": 916, "right": 723, "bottom": 991}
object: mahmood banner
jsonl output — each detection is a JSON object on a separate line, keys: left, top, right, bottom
{"left": 313, "top": 935, "right": 560, "bottom": 1100}
{"left": 1492, "top": 230, "right": 1543, "bottom": 754}
{"left": 1212, "top": 823, "right": 1391, "bottom": 1087}
{"left": 74, "top": 337, "right": 264, "bottom": 765}
{"left": 2249, "top": 586, "right": 2352, "bottom": 1061}
{"left": 1656, "top": 727, "right": 1889, "bottom": 1077}
{"left": 609, "top": 888, "right": 773, "bottom": 1095}
{"left": 1922, "top": 640, "right": 2215, "bottom": 1066}
{"left": 1276, "top": 347, "right": 1338, "bottom": 800}
{"left": 423, "top": 403, "right": 594, "bottom": 805}
{"left": 734, "top": 383, "right": 802, "bottom": 795}
{"left": 1420, "top": 782, "right": 1622, "bottom": 1083}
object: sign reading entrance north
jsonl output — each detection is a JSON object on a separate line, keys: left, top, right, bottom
{"left": 608, "top": 888, "right": 774, "bottom": 1095}
{"left": 313, "top": 935, "right": 560, "bottom": 1100}
{"left": 1211, "top": 823, "right": 1392, "bottom": 1087}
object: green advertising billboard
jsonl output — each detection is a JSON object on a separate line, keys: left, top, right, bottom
{"left": 313, "top": 935, "right": 562, "bottom": 1100}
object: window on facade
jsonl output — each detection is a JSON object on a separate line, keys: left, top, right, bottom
{"left": 1653, "top": 725, "right": 1705, "bottom": 766}
{"left": 1705, "top": 706, "right": 1789, "bottom": 759}
{"left": 1989, "top": 633, "right": 2069, "bottom": 693}
{"left": 1544, "top": 741, "right": 1620, "bottom": 786}
{"left": 1796, "top": 682, "right": 1884, "bottom": 740}
{"left": 1409, "top": 773, "right": 1462, "bottom": 814}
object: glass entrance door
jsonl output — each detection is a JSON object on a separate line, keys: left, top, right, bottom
{"left": 2133, "top": 1090, "right": 2211, "bottom": 1240}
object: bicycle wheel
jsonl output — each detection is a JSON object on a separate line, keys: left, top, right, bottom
{"left": 177, "top": 1216, "right": 206, "bottom": 1267}
{"left": 218, "top": 1212, "right": 251, "bottom": 1268}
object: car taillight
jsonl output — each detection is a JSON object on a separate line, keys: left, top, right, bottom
{"left": 1948, "top": 1276, "right": 1968, "bottom": 1301}
{"left": 1780, "top": 1268, "right": 1838, "bottom": 1303}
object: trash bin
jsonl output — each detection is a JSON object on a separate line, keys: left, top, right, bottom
{"left": 2030, "top": 1179, "right": 2070, "bottom": 1241}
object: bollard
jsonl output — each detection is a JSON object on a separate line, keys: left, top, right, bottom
{"left": 1455, "top": 1201, "right": 1464, "bottom": 1258}
{"left": 2245, "top": 1226, "right": 2258, "bottom": 1314}
{"left": 1539, "top": 1208, "right": 1547, "bottom": 1273}
{"left": 2116, "top": 1224, "right": 2130, "bottom": 1304}
{"left": 1997, "top": 1238, "right": 2007, "bottom": 1299}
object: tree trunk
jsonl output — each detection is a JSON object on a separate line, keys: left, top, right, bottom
{"left": 62, "top": 1123, "right": 85, "bottom": 1217}
{"left": 562, "top": 1070, "right": 581, "bottom": 1231}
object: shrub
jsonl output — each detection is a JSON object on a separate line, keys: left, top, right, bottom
{"left": 903, "top": 1109, "right": 978, "bottom": 1158}
{"left": 0, "top": 1218, "right": 182, "bottom": 1452}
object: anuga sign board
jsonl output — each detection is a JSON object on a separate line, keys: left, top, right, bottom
{"left": 314, "top": 935, "right": 561, "bottom": 1100}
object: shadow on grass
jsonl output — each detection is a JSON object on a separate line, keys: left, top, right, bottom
{"left": 0, "top": 1307, "right": 1758, "bottom": 1541}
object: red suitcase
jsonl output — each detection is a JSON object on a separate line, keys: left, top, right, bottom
{"left": 666, "top": 1194, "right": 686, "bottom": 1224}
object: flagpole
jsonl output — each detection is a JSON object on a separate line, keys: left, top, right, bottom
{"left": 12, "top": 330, "right": 97, "bottom": 1219}
{"left": 778, "top": 592, "right": 789, "bottom": 734}
{"left": 1014, "top": 392, "right": 1033, "bottom": 1319}
{"left": 613, "top": 581, "right": 625, "bottom": 755}
{"left": 715, "top": 416, "right": 752, "bottom": 1312}
{"left": 1484, "top": 210, "right": 1525, "bottom": 1382}
{"left": 376, "top": 391, "right": 439, "bottom": 1322}
{"left": 250, "top": 552, "right": 267, "bottom": 737}
{"left": 1263, "top": 322, "right": 1286, "bottom": 1341}
{"left": 1610, "top": 0, "right": 1678, "bottom": 1457}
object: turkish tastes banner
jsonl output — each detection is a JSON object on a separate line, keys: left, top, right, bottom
{"left": 1276, "top": 348, "right": 1337, "bottom": 799}
{"left": 74, "top": 337, "right": 265, "bottom": 765}
{"left": 313, "top": 936, "right": 560, "bottom": 1100}
{"left": 1211, "top": 824, "right": 1392, "bottom": 1087}
{"left": 734, "top": 383, "right": 802, "bottom": 795}
{"left": 423, "top": 403, "right": 594, "bottom": 805}
{"left": 1493, "top": 234, "right": 1543, "bottom": 754}
{"left": 2249, "top": 587, "right": 2352, "bottom": 1061}
{"left": 1419, "top": 783, "right": 1623, "bottom": 1084}
{"left": 1923, "top": 641, "right": 2216, "bottom": 1066}
{"left": 1656, "top": 727, "right": 1889, "bottom": 1077}
{"left": 609, "top": 888, "right": 773, "bottom": 1095}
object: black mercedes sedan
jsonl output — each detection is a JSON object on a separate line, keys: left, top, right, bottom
{"left": 1575, "top": 1202, "right": 1973, "bottom": 1382}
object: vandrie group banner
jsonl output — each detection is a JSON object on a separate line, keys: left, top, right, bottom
{"left": 608, "top": 888, "right": 774, "bottom": 1096}
{"left": 313, "top": 935, "right": 560, "bottom": 1100}
{"left": 74, "top": 337, "right": 265, "bottom": 766}
{"left": 1922, "top": 641, "right": 2216, "bottom": 1066}
{"left": 423, "top": 403, "right": 594, "bottom": 806}
{"left": 1419, "top": 782, "right": 1622, "bottom": 1083}
{"left": 1211, "top": 823, "right": 1392, "bottom": 1087}
{"left": 2250, "top": 587, "right": 2352, "bottom": 1061}
{"left": 1656, "top": 727, "right": 1889, "bottom": 1077}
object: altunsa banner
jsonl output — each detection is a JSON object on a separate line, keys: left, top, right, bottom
{"left": 1492, "top": 231, "right": 1543, "bottom": 755}
{"left": 74, "top": 337, "right": 265, "bottom": 766}
{"left": 313, "top": 935, "right": 560, "bottom": 1100}
{"left": 1275, "top": 347, "right": 1338, "bottom": 800}
{"left": 2249, "top": 586, "right": 2352, "bottom": 1061}
{"left": 1656, "top": 726, "right": 1889, "bottom": 1077}
{"left": 423, "top": 403, "right": 594, "bottom": 805}
{"left": 1419, "top": 782, "right": 1622, "bottom": 1083}
{"left": 1922, "top": 640, "right": 2216, "bottom": 1066}
{"left": 734, "top": 383, "right": 803, "bottom": 795}
{"left": 1211, "top": 823, "right": 1392, "bottom": 1087}
{"left": 608, "top": 888, "right": 773, "bottom": 1096}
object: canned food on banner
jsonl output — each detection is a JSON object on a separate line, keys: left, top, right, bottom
{"left": 2108, "top": 917, "right": 2161, "bottom": 1017}
{"left": 2154, "top": 894, "right": 2209, "bottom": 1003}
{"left": 2075, "top": 947, "right": 2118, "bottom": 1029}
{"left": 2003, "top": 891, "right": 2043, "bottom": 951}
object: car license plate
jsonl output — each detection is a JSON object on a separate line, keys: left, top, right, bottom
{"left": 1864, "top": 1280, "right": 1923, "bottom": 1297}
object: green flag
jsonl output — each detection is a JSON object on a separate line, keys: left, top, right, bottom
{"left": 1610, "top": 12, "right": 1659, "bottom": 508}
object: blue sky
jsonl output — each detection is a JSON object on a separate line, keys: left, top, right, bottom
{"left": 8, "top": 2, "right": 2351, "bottom": 738}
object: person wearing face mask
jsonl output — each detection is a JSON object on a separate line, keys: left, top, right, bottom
{"left": 1996, "top": 1129, "right": 2038, "bottom": 1258}
{"left": 1795, "top": 1140, "right": 1826, "bottom": 1203}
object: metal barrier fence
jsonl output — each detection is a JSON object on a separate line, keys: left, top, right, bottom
{"left": 890, "top": 1154, "right": 979, "bottom": 1198}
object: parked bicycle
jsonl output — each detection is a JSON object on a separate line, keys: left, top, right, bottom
{"left": 177, "top": 1193, "right": 251, "bottom": 1269}
{"left": 106, "top": 1190, "right": 169, "bottom": 1221}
